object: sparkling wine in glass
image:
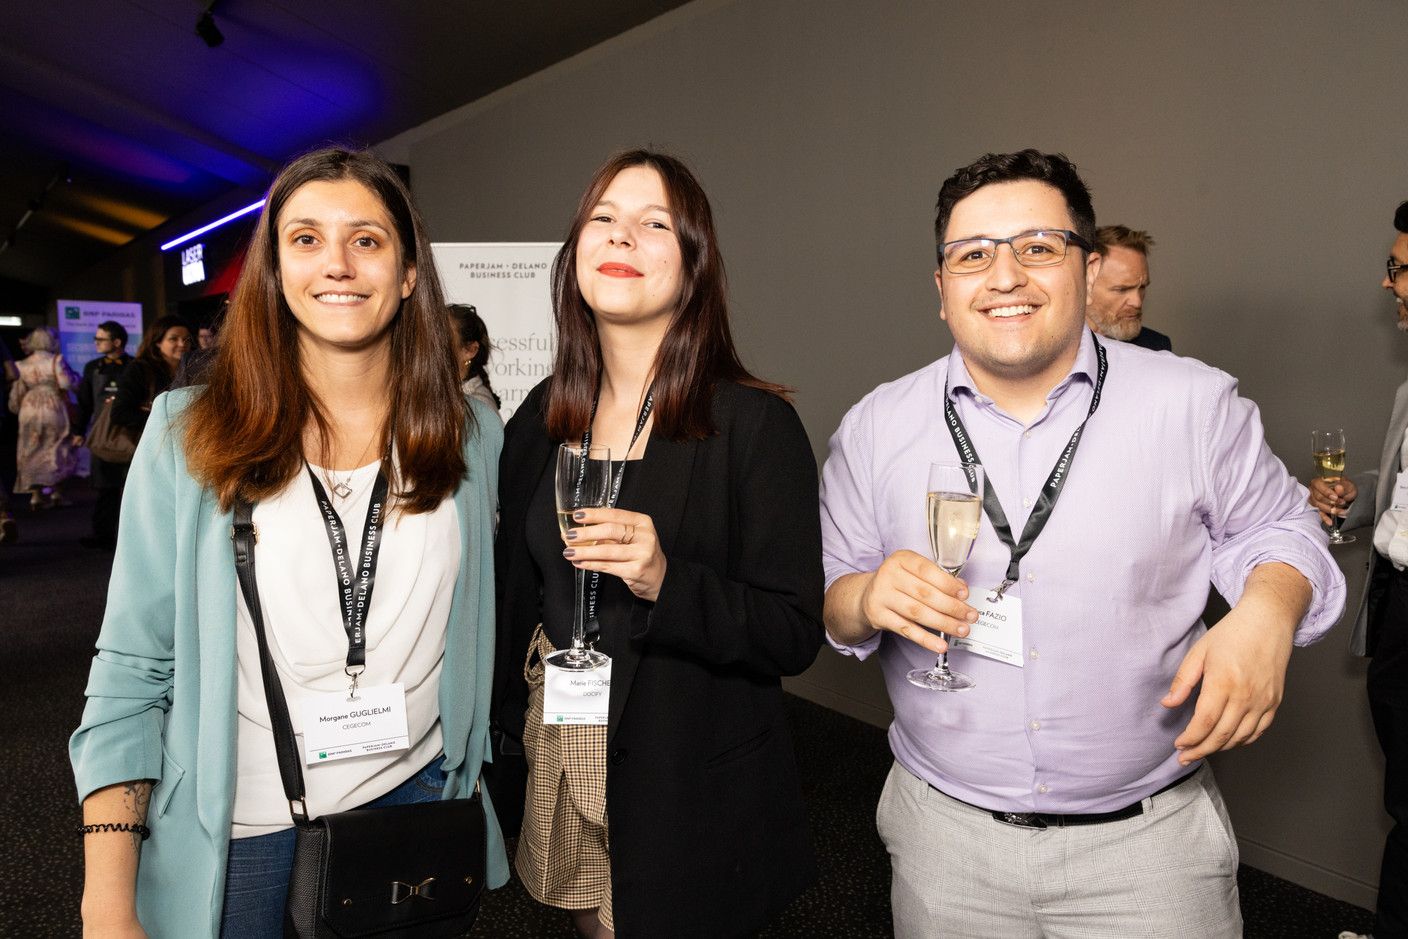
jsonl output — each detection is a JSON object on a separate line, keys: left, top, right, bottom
{"left": 1311, "top": 429, "right": 1355, "bottom": 545}
{"left": 907, "top": 461, "right": 983, "bottom": 692}
{"left": 548, "top": 443, "right": 612, "bottom": 669}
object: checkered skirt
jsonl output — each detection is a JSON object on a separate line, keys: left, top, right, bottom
{"left": 514, "top": 625, "right": 613, "bottom": 926}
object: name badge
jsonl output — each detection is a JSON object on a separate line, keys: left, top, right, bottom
{"left": 543, "top": 659, "right": 612, "bottom": 725}
{"left": 951, "top": 594, "right": 1025, "bottom": 667}
{"left": 301, "top": 682, "right": 410, "bottom": 765}
{"left": 1392, "top": 472, "right": 1408, "bottom": 511}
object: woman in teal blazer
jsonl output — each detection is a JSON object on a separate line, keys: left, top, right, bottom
{"left": 69, "top": 148, "right": 508, "bottom": 938}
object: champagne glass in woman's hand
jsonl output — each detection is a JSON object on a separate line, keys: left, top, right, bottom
{"left": 549, "top": 444, "right": 612, "bottom": 669}
{"left": 1311, "top": 429, "right": 1355, "bottom": 545}
{"left": 906, "top": 462, "right": 983, "bottom": 692}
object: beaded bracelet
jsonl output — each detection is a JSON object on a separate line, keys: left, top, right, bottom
{"left": 79, "top": 822, "right": 151, "bottom": 840}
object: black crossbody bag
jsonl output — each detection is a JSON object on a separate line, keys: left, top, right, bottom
{"left": 233, "top": 498, "right": 486, "bottom": 939}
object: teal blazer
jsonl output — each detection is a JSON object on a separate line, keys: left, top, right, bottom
{"left": 70, "top": 389, "right": 509, "bottom": 939}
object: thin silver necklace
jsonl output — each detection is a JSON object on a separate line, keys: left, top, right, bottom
{"left": 323, "top": 433, "right": 379, "bottom": 500}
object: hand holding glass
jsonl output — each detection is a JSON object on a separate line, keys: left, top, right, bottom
{"left": 906, "top": 462, "right": 983, "bottom": 692}
{"left": 1311, "top": 429, "right": 1354, "bottom": 545}
{"left": 550, "top": 444, "right": 612, "bottom": 669}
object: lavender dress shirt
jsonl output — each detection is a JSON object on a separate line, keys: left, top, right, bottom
{"left": 821, "top": 329, "right": 1346, "bottom": 814}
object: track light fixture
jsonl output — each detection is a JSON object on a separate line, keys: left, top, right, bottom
{"left": 0, "top": 164, "right": 69, "bottom": 258}
{"left": 195, "top": 3, "right": 224, "bottom": 48}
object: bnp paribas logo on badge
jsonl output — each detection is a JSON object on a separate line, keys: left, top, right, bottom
{"left": 64, "top": 306, "right": 81, "bottom": 319}
{"left": 318, "top": 752, "right": 328, "bottom": 760}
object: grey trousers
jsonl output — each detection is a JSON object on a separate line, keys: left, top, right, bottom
{"left": 877, "top": 761, "right": 1242, "bottom": 938}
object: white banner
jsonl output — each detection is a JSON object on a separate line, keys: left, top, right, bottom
{"left": 56, "top": 299, "right": 144, "bottom": 373}
{"left": 432, "top": 243, "right": 560, "bottom": 421}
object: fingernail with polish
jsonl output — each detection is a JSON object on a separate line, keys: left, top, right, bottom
{"left": 573, "top": 510, "right": 586, "bottom": 521}
{"left": 563, "top": 548, "right": 575, "bottom": 558}
{"left": 564, "top": 530, "right": 578, "bottom": 541}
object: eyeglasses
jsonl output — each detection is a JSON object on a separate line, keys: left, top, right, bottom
{"left": 93, "top": 335, "right": 113, "bottom": 343}
{"left": 1390, "top": 258, "right": 1406, "bottom": 284}
{"left": 939, "top": 229, "right": 1092, "bottom": 275}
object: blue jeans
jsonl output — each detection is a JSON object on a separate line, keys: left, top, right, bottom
{"left": 219, "top": 756, "right": 447, "bottom": 938}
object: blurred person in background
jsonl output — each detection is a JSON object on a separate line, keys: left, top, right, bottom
{"left": 0, "top": 336, "right": 18, "bottom": 541}
{"left": 1309, "top": 199, "right": 1408, "bottom": 939}
{"left": 449, "top": 303, "right": 502, "bottom": 418}
{"left": 71, "top": 321, "right": 133, "bottom": 550}
{"left": 1085, "top": 225, "right": 1172, "bottom": 351}
{"left": 8, "top": 326, "right": 78, "bottom": 511}
{"left": 112, "top": 315, "right": 191, "bottom": 438}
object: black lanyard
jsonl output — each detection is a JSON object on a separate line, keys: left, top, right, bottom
{"left": 576, "top": 388, "right": 654, "bottom": 642}
{"left": 943, "top": 337, "right": 1107, "bottom": 599}
{"left": 307, "top": 466, "right": 389, "bottom": 691}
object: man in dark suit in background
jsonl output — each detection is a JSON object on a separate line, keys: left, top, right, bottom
{"left": 1309, "top": 200, "right": 1408, "bottom": 939}
{"left": 1085, "top": 225, "right": 1173, "bottom": 351}
{"left": 71, "top": 320, "right": 132, "bottom": 550}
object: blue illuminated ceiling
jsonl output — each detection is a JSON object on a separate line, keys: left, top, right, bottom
{"left": 0, "top": 0, "right": 688, "bottom": 292}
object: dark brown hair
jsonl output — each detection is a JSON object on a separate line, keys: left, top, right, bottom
{"left": 182, "top": 147, "right": 467, "bottom": 513}
{"left": 545, "top": 149, "right": 787, "bottom": 442}
{"left": 135, "top": 314, "right": 192, "bottom": 381}
{"left": 448, "top": 303, "right": 499, "bottom": 408}
{"left": 935, "top": 150, "right": 1097, "bottom": 263}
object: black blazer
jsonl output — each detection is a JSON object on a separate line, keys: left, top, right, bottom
{"left": 494, "top": 378, "right": 823, "bottom": 938}
{"left": 1129, "top": 326, "right": 1173, "bottom": 352}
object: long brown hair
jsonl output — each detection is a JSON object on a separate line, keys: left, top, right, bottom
{"left": 183, "top": 147, "right": 468, "bottom": 513}
{"left": 545, "top": 150, "right": 787, "bottom": 443}
{"left": 135, "top": 315, "right": 191, "bottom": 381}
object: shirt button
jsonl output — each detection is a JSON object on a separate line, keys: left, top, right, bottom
{"left": 1023, "top": 430, "right": 1033, "bottom": 439}
{"left": 1030, "top": 720, "right": 1041, "bottom": 731}
{"left": 1029, "top": 648, "right": 1039, "bottom": 659}
{"left": 1026, "top": 572, "right": 1035, "bottom": 582}
{"left": 1022, "top": 498, "right": 1032, "bottom": 507}
{"left": 1037, "top": 784, "right": 1049, "bottom": 794}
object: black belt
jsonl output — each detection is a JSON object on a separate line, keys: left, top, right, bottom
{"left": 933, "top": 770, "right": 1197, "bottom": 830}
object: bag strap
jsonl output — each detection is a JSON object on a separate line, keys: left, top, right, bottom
{"left": 232, "top": 498, "right": 311, "bottom": 821}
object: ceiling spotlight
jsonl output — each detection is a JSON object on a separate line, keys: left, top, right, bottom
{"left": 195, "top": 5, "right": 224, "bottom": 47}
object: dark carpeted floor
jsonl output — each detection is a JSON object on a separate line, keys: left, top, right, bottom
{"left": 0, "top": 486, "right": 1379, "bottom": 937}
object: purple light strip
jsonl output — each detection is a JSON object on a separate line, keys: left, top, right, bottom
{"left": 160, "top": 200, "right": 266, "bottom": 251}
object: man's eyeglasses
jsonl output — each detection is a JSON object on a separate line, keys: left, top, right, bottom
{"left": 939, "top": 229, "right": 1092, "bottom": 275}
{"left": 93, "top": 335, "right": 112, "bottom": 343}
{"left": 1390, "top": 258, "right": 1406, "bottom": 284}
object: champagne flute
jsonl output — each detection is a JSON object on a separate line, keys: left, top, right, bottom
{"left": 1311, "top": 429, "right": 1355, "bottom": 545}
{"left": 548, "top": 443, "right": 612, "bottom": 669}
{"left": 907, "top": 461, "right": 983, "bottom": 692}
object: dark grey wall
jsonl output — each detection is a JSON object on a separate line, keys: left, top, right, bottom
{"left": 385, "top": 0, "right": 1403, "bottom": 907}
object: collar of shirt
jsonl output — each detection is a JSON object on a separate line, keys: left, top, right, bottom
{"left": 945, "top": 328, "right": 1100, "bottom": 429}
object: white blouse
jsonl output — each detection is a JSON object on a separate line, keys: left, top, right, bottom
{"left": 1375, "top": 426, "right": 1408, "bottom": 570}
{"left": 231, "top": 460, "right": 461, "bottom": 838}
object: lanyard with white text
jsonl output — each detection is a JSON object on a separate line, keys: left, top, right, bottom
{"left": 307, "top": 466, "right": 389, "bottom": 694}
{"left": 577, "top": 388, "right": 654, "bottom": 642}
{"left": 943, "top": 337, "right": 1107, "bottom": 600}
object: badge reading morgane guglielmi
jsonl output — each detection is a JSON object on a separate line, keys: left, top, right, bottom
{"left": 300, "top": 682, "right": 410, "bottom": 764}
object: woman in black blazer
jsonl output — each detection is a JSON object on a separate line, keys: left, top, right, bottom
{"left": 494, "top": 150, "right": 824, "bottom": 938}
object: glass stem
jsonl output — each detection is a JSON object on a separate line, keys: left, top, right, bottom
{"left": 934, "top": 651, "right": 953, "bottom": 676}
{"left": 571, "top": 567, "right": 587, "bottom": 652}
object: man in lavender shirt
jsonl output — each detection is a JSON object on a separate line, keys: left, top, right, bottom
{"left": 820, "top": 150, "right": 1345, "bottom": 938}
